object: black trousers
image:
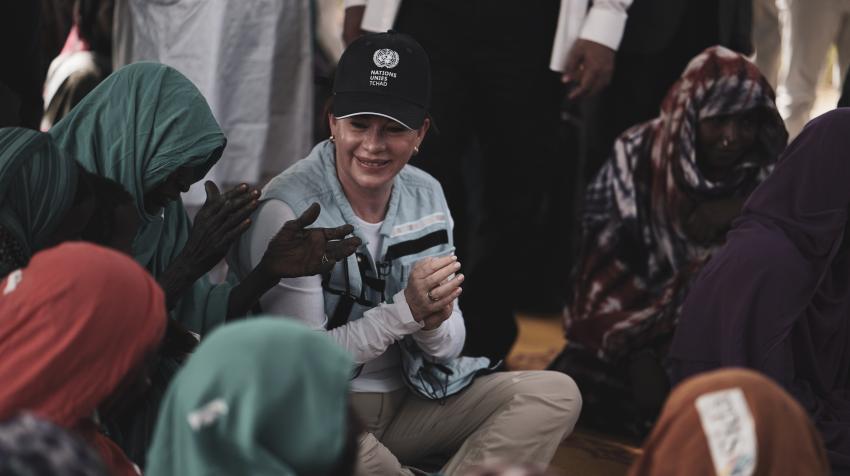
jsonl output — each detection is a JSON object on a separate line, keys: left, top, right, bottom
{"left": 395, "top": 0, "right": 563, "bottom": 363}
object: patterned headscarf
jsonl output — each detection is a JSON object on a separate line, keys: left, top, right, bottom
{"left": 0, "top": 128, "right": 79, "bottom": 277}
{"left": 0, "top": 413, "right": 108, "bottom": 476}
{"left": 567, "top": 47, "right": 787, "bottom": 360}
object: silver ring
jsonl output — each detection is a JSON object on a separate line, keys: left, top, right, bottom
{"left": 427, "top": 290, "right": 440, "bottom": 302}
{"left": 321, "top": 253, "right": 330, "bottom": 265}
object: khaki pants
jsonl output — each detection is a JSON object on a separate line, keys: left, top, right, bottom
{"left": 352, "top": 371, "right": 581, "bottom": 476}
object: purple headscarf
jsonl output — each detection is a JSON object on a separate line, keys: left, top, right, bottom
{"left": 669, "top": 108, "right": 850, "bottom": 471}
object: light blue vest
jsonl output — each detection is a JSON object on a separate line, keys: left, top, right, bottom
{"left": 261, "top": 140, "right": 492, "bottom": 400}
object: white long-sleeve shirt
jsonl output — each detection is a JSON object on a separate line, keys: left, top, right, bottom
{"left": 342, "top": 0, "right": 633, "bottom": 72}
{"left": 231, "top": 199, "right": 466, "bottom": 393}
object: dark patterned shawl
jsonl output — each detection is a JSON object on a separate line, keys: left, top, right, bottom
{"left": 567, "top": 46, "right": 787, "bottom": 361}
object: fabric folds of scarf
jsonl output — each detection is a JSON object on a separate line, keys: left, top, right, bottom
{"left": 49, "top": 62, "right": 230, "bottom": 333}
{"left": 669, "top": 108, "right": 850, "bottom": 471}
{"left": 146, "top": 318, "right": 352, "bottom": 476}
{"left": 0, "top": 128, "right": 77, "bottom": 277}
{"left": 0, "top": 242, "right": 167, "bottom": 476}
{"left": 628, "top": 368, "right": 828, "bottom": 476}
{"left": 567, "top": 46, "right": 786, "bottom": 360}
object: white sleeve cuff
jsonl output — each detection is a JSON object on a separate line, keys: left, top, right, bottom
{"left": 383, "top": 290, "right": 424, "bottom": 335}
{"left": 344, "top": 0, "right": 367, "bottom": 8}
{"left": 578, "top": 5, "right": 629, "bottom": 51}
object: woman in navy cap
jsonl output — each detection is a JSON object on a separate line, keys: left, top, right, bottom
{"left": 229, "top": 31, "right": 582, "bottom": 475}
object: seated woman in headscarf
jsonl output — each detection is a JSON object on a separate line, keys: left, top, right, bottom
{"left": 147, "top": 318, "right": 357, "bottom": 475}
{"left": 552, "top": 46, "right": 787, "bottom": 436}
{"left": 0, "top": 128, "right": 96, "bottom": 277}
{"left": 50, "top": 62, "right": 361, "bottom": 334}
{"left": 669, "top": 108, "right": 850, "bottom": 472}
{"left": 0, "top": 242, "right": 167, "bottom": 476}
{"left": 231, "top": 32, "right": 581, "bottom": 475}
{"left": 629, "top": 369, "right": 829, "bottom": 476}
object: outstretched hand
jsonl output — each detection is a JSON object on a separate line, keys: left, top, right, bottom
{"left": 258, "top": 203, "right": 361, "bottom": 279}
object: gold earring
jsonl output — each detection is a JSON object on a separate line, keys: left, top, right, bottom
{"left": 329, "top": 135, "right": 335, "bottom": 143}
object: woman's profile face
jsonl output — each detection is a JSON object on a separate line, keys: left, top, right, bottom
{"left": 329, "top": 114, "right": 428, "bottom": 194}
{"left": 696, "top": 109, "right": 761, "bottom": 180}
{"left": 143, "top": 166, "right": 194, "bottom": 214}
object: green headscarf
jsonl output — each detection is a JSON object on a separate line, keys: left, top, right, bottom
{"left": 146, "top": 318, "right": 353, "bottom": 476}
{"left": 50, "top": 63, "right": 230, "bottom": 332}
{"left": 0, "top": 128, "right": 78, "bottom": 276}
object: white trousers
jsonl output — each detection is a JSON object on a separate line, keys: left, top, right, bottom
{"left": 784, "top": 0, "right": 850, "bottom": 138}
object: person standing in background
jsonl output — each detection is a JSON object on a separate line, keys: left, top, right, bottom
{"left": 783, "top": 0, "right": 850, "bottom": 139}
{"left": 112, "top": 0, "right": 315, "bottom": 211}
{"left": 753, "top": 0, "right": 783, "bottom": 90}
{"left": 343, "top": 0, "right": 632, "bottom": 364}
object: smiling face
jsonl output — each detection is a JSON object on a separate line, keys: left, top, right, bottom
{"left": 143, "top": 166, "right": 194, "bottom": 214}
{"left": 328, "top": 114, "right": 429, "bottom": 197}
{"left": 696, "top": 108, "right": 762, "bottom": 181}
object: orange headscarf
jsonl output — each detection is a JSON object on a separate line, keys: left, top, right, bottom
{"left": 0, "top": 242, "right": 166, "bottom": 475}
{"left": 629, "top": 368, "right": 829, "bottom": 476}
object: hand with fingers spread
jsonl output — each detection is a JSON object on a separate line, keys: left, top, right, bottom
{"left": 179, "top": 181, "right": 260, "bottom": 275}
{"left": 561, "top": 39, "right": 616, "bottom": 101}
{"left": 159, "top": 181, "right": 259, "bottom": 310}
{"left": 227, "top": 202, "right": 360, "bottom": 319}
{"left": 404, "top": 255, "right": 464, "bottom": 328}
{"left": 258, "top": 202, "right": 362, "bottom": 279}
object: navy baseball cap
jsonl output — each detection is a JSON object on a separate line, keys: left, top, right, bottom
{"left": 333, "top": 31, "right": 431, "bottom": 130}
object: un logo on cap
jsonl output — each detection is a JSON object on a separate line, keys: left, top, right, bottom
{"left": 373, "top": 49, "right": 400, "bottom": 69}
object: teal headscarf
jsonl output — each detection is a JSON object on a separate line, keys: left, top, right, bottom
{"left": 146, "top": 318, "right": 353, "bottom": 476}
{"left": 0, "top": 128, "right": 78, "bottom": 276}
{"left": 50, "top": 63, "right": 230, "bottom": 333}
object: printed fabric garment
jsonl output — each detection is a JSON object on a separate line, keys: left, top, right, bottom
{"left": 629, "top": 369, "right": 829, "bottom": 476}
{"left": 0, "top": 128, "right": 78, "bottom": 278}
{"left": 0, "top": 243, "right": 166, "bottom": 476}
{"left": 0, "top": 413, "right": 109, "bottom": 476}
{"left": 669, "top": 108, "right": 850, "bottom": 472}
{"left": 567, "top": 46, "right": 787, "bottom": 361}
{"left": 50, "top": 62, "right": 230, "bottom": 334}
{"left": 146, "top": 318, "right": 352, "bottom": 476}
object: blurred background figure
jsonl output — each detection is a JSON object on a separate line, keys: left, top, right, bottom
{"left": 0, "top": 413, "right": 109, "bottom": 476}
{"left": 782, "top": 0, "right": 850, "bottom": 138}
{"left": 41, "top": 0, "right": 114, "bottom": 130}
{"left": 112, "top": 0, "right": 315, "bottom": 211}
{"left": 628, "top": 369, "right": 829, "bottom": 476}
{"left": 752, "top": 0, "right": 783, "bottom": 89}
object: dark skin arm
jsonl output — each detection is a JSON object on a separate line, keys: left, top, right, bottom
{"left": 159, "top": 183, "right": 360, "bottom": 320}
{"left": 683, "top": 196, "right": 746, "bottom": 245}
{"left": 226, "top": 202, "right": 361, "bottom": 319}
{"left": 158, "top": 182, "right": 259, "bottom": 310}
{"left": 342, "top": 5, "right": 366, "bottom": 46}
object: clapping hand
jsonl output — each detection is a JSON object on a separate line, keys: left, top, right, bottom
{"left": 404, "top": 255, "right": 464, "bottom": 330}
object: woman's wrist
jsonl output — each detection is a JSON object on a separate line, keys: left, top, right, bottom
{"left": 158, "top": 256, "right": 204, "bottom": 310}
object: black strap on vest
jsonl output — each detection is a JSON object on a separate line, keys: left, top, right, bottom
{"left": 324, "top": 230, "right": 449, "bottom": 330}
{"left": 384, "top": 230, "right": 449, "bottom": 262}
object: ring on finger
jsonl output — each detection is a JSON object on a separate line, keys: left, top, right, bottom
{"left": 321, "top": 253, "right": 330, "bottom": 265}
{"left": 427, "top": 290, "right": 440, "bottom": 302}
